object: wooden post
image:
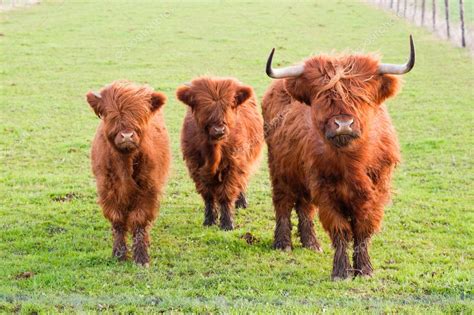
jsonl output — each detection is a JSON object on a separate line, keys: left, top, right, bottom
{"left": 404, "top": 0, "right": 408, "bottom": 17}
{"left": 445, "top": 0, "right": 450, "bottom": 39}
{"left": 391, "top": 0, "right": 394, "bottom": 9}
{"left": 459, "top": 0, "right": 466, "bottom": 47}
{"left": 432, "top": 0, "right": 437, "bottom": 30}
{"left": 397, "top": 0, "right": 401, "bottom": 14}
{"left": 414, "top": 0, "right": 418, "bottom": 23}
{"left": 421, "top": 0, "right": 426, "bottom": 25}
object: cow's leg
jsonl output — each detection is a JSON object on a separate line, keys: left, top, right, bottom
{"left": 318, "top": 204, "right": 353, "bottom": 280}
{"left": 235, "top": 192, "right": 248, "bottom": 209}
{"left": 203, "top": 194, "right": 217, "bottom": 226}
{"left": 272, "top": 187, "right": 295, "bottom": 251}
{"left": 352, "top": 203, "right": 384, "bottom": 278}
{"left": 331, "top": 231, "right": 352, "bottom": 280}
{"left": 353, "top": 235, "right": 373, "bottom": 278}
{"left": 102, "top": 205, "right": 128, "bottom": 261}
{"left": 295, "top": 199, "right": 322, "bottom": 252}
{"left": 218, "top": 198, "right": 235, "bottom": 231}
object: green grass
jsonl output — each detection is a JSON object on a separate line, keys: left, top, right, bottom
{"left": 1, "top": 0, "right": 473, "bottom": 313}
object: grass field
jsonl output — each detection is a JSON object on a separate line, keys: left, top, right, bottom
{"left": 1, "top": 0, "right": 473, "bottom": 313}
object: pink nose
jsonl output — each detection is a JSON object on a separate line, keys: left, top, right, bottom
{"left": 121, "top": 131, "right": 134, "bottom": 140}
{"left": 212, "top": 126, "right": 226, "bottom": 136}
{"left": 334, "top": 117, "right": 354, "bottom": 134}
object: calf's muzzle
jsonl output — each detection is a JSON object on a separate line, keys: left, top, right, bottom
{"left": 114, "top": 129, "right": 138, "bottom": 153}
{"left": 209, "top": 125, "right": 226, "bottom": 140}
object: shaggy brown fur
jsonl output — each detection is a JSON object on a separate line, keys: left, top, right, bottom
{"left": 86, "top": 81, "right": 170, "bottom": 266}
{"left": 262, "top": 54, "right": 402, "bottom": 280}
{"left": 177, "top": 77, "right": 264, "bottom": 230}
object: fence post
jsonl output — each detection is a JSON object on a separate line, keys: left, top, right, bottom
{"left": 444, "top": 0, "right": 450, "bottom": 39}
{"left": 432, "top": 0, "right": 436, "bottom": 30}
{"left": 459, "top": 0, "right": 466, "bottom": 47}
{"left": 421, "top": 0, "right": 426, "bottom": 25}
{"left": 404, "top": 0, "right": 408, "bottom": 17}
{"left": 413, "top": 0, "right": 418, "bottom": 23}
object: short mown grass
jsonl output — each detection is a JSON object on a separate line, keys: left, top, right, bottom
{"left": 0, "top": 1, "right": 473, "bottom": 313}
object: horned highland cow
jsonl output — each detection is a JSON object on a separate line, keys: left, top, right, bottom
{"left": 87, "top": 81, "right": 171, "bottom": 267}
{"left": 262, "top": 36, "right": 415, "bottom": 279}
{"left": 177, "top": 77, "right": 264, "bottom": 230}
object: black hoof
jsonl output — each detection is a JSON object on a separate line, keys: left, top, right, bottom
{"left": 235, "top": 193, "right": 248, "bottom": 209}
{"left": 273, "top": 240, "right": 292, "bottom": 252}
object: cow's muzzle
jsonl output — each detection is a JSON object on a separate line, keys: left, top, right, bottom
{"left": 325, "top": 115, "right": 360, "bottom": 147}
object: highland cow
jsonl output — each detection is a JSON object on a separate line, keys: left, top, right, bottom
{"left": 262, "top": 37, "right": 415, "bottom": 279}
{"left": 177, "top": 77, "right": 264, "bottom": 230}
{"left": 86, "top": 81, "right": 171, "bottom": 266}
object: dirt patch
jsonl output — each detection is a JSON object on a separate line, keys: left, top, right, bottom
{"left": 241, "top": 232, "right": 258, "bottom": 245}
{"left": 46, "top": 225, "right": 67, "bottom": 235}
{"left": 51, "top": 192, "right": 79, "bottom": 202}
{"left": 15, "top": 271, "right": 34, "bottom": 280}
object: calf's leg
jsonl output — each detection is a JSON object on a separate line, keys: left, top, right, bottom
{"left": 203, "top": 195, "right": 217, "bottom": 226}
{"left": 132, "top": 225, "right": 151, "bottom": 267}
{"left": 102, "top": 205, "right": 128, "bottom": 261}
{"left": 128, "top": 204, "right": 156, "bottom": 267}
{"left": 112, "top": 222, "right": 128, "bottom": 261}
{"left": 235, "top": 192, "right": 248, "bottom": 209}
{"left": 295, "top": 200, "right": 322, "bottom": 252}
{"left": 219, "top": 200, "right": 234, "bottom": 231}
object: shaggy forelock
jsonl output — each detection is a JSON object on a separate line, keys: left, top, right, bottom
{"left": 100, "top": 80, "right": 153, "bottom": 127}
{"left": 304, "top": 54, "right": 384, "bottom": 109}
{"left": 191, "top": 77, "right": 239, "bottom": 104}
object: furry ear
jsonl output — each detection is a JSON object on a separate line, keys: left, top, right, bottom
{"left": 284, "top": 77, "right": 311, "bottom": 105}
{"left": 86, "top": 91, "right": 103, "bottom": 118}
{"left": 176, "top": 86, "right": 195, "bottom": 108}
{"left": 234, "top": 85, "right": 253, "bottom": 107}
{"left": 377, "top": 74, "right": 400, "bottom": 104}
{"left": 150, "top": 91, "right": 167, "bottom": 111}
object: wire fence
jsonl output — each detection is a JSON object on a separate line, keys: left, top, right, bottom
{"left": 369, "top": 0, "right": 473, "bottom": 52}
{"left": 0, "top": 0, "right": 39, "bottom": 11}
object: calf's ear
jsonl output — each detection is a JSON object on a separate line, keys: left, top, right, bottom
{"left": 176, "top": 86, "right": 196, "bottom": 108}
{"left": 284, "top": 77, "right": 311, "bottom": 105}
{"left": 86, "top": 91, "right": 103, "bottom": 118}
{"left": 377, "top": 74, "right": 400, "bottom": 104}
{"left": 150, "top": 91, "right": 167, "bottom": 111}
{"left": 234, "top": 85, "right": 253, "bottom": 107}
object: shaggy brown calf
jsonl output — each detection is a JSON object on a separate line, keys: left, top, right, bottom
{"left": 177, "top": 77, "right": 264, "bottom": 230}
{"left": 263, "top": 37, "right": 415, "bottom": 279}
{"left": 86, "top": 81, "right": 171, "bottom": 266}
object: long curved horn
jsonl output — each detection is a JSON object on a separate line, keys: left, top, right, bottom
{"left": 266, "top": 48, "right": 305, "bottom": 79}
{"left": 378, "top": 35, "right": 415, "bottom": 75}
